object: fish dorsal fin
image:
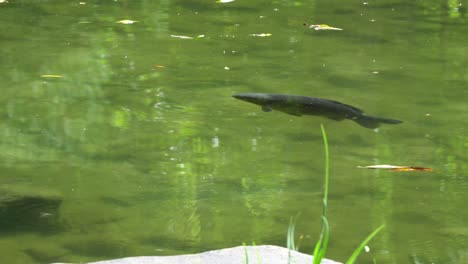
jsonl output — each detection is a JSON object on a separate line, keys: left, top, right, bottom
{"left": 320, "top": 98, "right": 363, "bottom": 113}
{"left": 262, "top": 105, "right": 272, "bottom": 112}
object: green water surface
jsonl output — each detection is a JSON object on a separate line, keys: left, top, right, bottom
{"left": 1, "top": 0, "right": 467, "bottom": 263}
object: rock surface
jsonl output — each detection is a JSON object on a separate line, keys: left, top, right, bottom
{"left": 55, "top": 245, "right": 342, "bottom": 264}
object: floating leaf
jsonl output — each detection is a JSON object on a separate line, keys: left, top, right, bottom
{"left": 216, "top": 0, "right": 235, "bottom": 3}
{"left": 0, "top": 0, "right": 9, "bottom": 3}
{"left": 115, "top": 20, "right": 138, "bottom": 25}
{"left": 41, "top": 74, "right": 63, "bottom": 78}
{"left": 304, "top": 23, "right": 343, "bottom": 31}
{"left": 390, "top": 167, "right": 433, "bottom": 172}
{"left": 249, "top": 33, "right": 272, "bottom": 37}
{"left": 358, "top": 165, "right": 400, "bottom": 170}
{"left": 170, "top": 34, "right": 194, "bottom": 39}
{"left": 170, "top": 34, "right": 205, "bottom": 40}
{"left": 153, "top": 65, "right": 165, "bottom": 68}
{"left": 358, "top": 165, "right": 432, "bottom": 172}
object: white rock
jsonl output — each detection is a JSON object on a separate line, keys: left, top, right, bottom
{"left": 53, "top": 245, "right": 342, "bottom": 264}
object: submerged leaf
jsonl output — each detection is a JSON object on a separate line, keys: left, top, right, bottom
{"left": 358, "top": 164, "right": 432, "bottom": 172}
{"left": 41, "top": 74, "right": 63, "bottom": 78}
{"left": 304, "top": 23, "right": 343, "bottom": 31}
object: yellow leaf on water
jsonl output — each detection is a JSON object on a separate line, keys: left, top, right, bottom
{"left": 304, "top": 23, "right": 343, "bottom": 31}
{"left": 170, "top": 34, "right": 204, "bottom": 40}
{"left": 170, "top": 34, "right": 194, "bottom": 39}
{"left": 41, "top": 74, "right": 63, "bottom": 78}
{"left": 115, "top": 20, "right": 138, "bottom": 25}
{"left": 249, "top": 33, "right": 272, "bottom": 37}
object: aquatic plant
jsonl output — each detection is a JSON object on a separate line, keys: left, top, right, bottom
{"left": 243, "top": 124, "right": 384, "bottom": 263}
{"left": 287, "top": 124, "right": 384, "bottom": 264}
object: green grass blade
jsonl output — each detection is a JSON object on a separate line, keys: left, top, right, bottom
{"left": 242, "top": 242, "right": 249, "bottom": 264}
{"left": 287, "top": 215, "right": 300, "bottom": 264}
{"left": 317, "top": 216, "right": 329, "bottom": 260}
{"left": 312, "top": 124, "right": 331, "bottom": 264}
{"left": 252, "top": 241, "right": 262, "bottom": 264}
{"left": 320, "top": 124, "right": 329, "bottom": 217}
{"left": 312, "top": 235, "right": 322, "bottom": 264}
{"left": 345, "top": 224, "right": 385, "bottom": 264}
{"left": 287, "top": 216, "right": 296, "bottom": 250}
{"left": 312, "top": 216, "right": 329, "bottom": 264}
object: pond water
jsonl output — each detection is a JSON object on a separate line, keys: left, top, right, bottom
{"left": 1, "top": 0, "right": 467, "bottom": 263}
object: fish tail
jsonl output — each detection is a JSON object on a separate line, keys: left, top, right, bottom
{"left": 354, "top": 114, "right": 403, "bottom": 129}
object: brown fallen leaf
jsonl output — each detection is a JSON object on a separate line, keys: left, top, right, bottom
{"left": 390, "top": 167, "right": 432, "bottom": 172}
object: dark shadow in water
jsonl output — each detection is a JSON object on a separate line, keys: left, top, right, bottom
{"left": 63, "top": 237, "right": 131, "bottom": 259}
{"left": 0, "top": 194, "right": 65, "bottom": 235}
{"left": 392, "top": 210, "right": 438, "bottom": 226}
{"left": 23, "top": 246, "right": 69, "bottom": 264}
{"left": 99, "top": 196, "right": 134, "bottom": 208}
{"left": 283, "top": 132, "right": 324, "bottom": 142}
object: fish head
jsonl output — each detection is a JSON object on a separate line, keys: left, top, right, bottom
{"left": 232, "top": 93, "right": 276, "bottom": 106}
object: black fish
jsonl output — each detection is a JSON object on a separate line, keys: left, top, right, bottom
{"left": 232, "top": 93, "right": 402, "bottom": 129}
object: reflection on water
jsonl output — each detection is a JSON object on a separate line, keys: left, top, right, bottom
{"left": 0, "top": 0, "right": 467, "bottom": 263}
